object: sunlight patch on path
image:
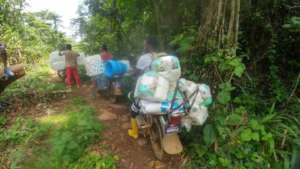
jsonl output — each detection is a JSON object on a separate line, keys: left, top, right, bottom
{"left": 38, "top": 113, "right": 69, "bottom": 125}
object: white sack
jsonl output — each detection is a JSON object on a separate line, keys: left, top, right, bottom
{"left": 151, "top": 55, "right": 181, "bottom": 82}
{"left": 134, "top": 71, "right": 169, "bottom": 102}
{"left": 77, "top": 53, "right": 86, "bottom": 65}
{"left": 188, "top": 105, "right": 208, "bottom": 126}
{"left": 49, "top": 51, "right": 65, "bottom": 70}
{"left": 179, "top": 78, "right": 213, "bottom": 107}
{"left": 181, "top": 117, "right": 193, "bottom": 132}
{"left": 84, "top": 55, "right": 104, "bottom": 77}
{"left": 139, "top": 100, "right": 166, "bottom": 115}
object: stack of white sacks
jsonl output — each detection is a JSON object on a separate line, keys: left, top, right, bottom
{"left": 49, "top": 51, "right": 86, "bottom": 71}
{"left": 84, "top": 55, "right": 104, "bottom": 77}
{"left": 49, "top": 51, "right": 65, "bottom": 71}
{"left": 49, "top": 51, "right": 104, "bottom": 77}
{"left": 134, "top": 55, "right": 212, "bottom": 131}
{"left": 49, "top": 51, "right": 131, "bottom": 78}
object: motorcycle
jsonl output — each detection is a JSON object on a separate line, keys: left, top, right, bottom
{"left": 128, "top": 86, "right": 194, "bottom": 160}
{"left": 107, "top": 75, "right": 123, "bottom": 103}
{"left": 96, "top": 74, "right": 124, "bottom": 103}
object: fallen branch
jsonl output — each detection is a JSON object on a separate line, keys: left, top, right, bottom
{"left": 0, "top": 64, "right": 25, "bottom": 93}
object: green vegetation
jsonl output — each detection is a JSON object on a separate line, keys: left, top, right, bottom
{"left": 76, "top": 0, "right": 300, "bottom": 168}
{"left": 0, "top": 0, "right": 68, "bottom": 64}
{"left": 0, "top": 63, "right": 92, "bottom": 107}
{"left": 1, "top": 0, "right": 299, "bottom": 168}
{"left": 0, "top": 63, "right": 65, "bottom": 103}
{"left": 0, "top": 97, "right": 117, "bottom": 169}
{"left": 70, "top": 153, "right": 118, "bottom": 169}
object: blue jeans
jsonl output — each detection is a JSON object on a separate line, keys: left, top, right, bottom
{"left": 92, "top": 74, "right": 109, "bottom": 90}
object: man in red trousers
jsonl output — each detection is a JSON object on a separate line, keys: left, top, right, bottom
{"left": 64, "top": 44, "right": 81, "bottom": 89}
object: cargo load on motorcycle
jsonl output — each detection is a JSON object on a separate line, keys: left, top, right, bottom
{"left": 130, "top": 54, "right": 213, "bottom": 159}
{"left": 134, "top": 55, "right": 213, "bottom": 129}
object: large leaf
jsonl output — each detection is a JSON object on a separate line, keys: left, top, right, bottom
{"left": 203, "top": 124, "right": 216, "bottom": 146}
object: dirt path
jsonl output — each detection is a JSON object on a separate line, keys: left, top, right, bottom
{"left": 70, "top": 85, "right": 187, "bottom": 169}
{"left": 2, "top": 71, "right": 188, "bottom": 169}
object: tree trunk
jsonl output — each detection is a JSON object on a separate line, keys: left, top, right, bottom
{"left": 197, "top": 0, "right": 240, "bottom": 55}
{"left": 152, "top": 0, "right": 164, "bottom": 50}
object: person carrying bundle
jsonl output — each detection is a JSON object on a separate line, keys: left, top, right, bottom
{"left": 64, "top": 44, "right": 81, "bottom": 89}
{"left": 90, "top": 44, "right": 113, "bottom": 98}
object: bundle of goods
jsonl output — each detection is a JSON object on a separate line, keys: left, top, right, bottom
{"left": 134, "top": 71, "right": 169, "bottom": 102}
{"left": 150, "top": 55, "right": 181, "bottom": 82}
{"left": 84, "top": 55, "right": 104, "bottom": 77}
{"left": 77, "top": 53, "right": 86, "bottom": 65}
{"left": 134, "top": 54, "right": 213, "bottom": 131}
{"left": 49, "top": 51, "right": 86, "bottom": 71}
{"left": 49, "top": 51, "right": 65, "bottom": 71}
{"left": 178, "top": 78, "right": 212, "bottom": 130}
{"left": 178, "top": 79, "right": 213, "bottom": 108}
{"left": 139, "top": 99, "right": 185, "bottom": 115}
{"left": 104, "top": 60, "right": 128, "bottom": 78}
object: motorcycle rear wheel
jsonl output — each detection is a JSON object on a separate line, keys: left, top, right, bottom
{"left": 149, "top": 116, "right": 165, "bottom": 160}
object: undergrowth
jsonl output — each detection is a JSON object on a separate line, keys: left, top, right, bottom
{"left": 177, "top": 47, "right": 300, "bottom": 169}
{"left": 0, "top": 63, "right": 65, "bottom": 102}
{"left": 0, "top": 97, "right": 117, "bottom": 169}
{"left": 0, "top": 62, "right": 90, "bottom": 106}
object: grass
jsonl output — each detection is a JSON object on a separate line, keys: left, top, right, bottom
{"left": 0, "top": 63, "right": 90, "bottom": 102}
{"left": 70, "top": 153, "right": 118, "bottom": 169}
{"left": 0, "top": 62, "right": 118, "bottom": 169}
{"left": 0, "top": 63, "right": 66, "bottom": 102}
{"left": 0, "top": 97, "right": 118, "bottom": 169}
